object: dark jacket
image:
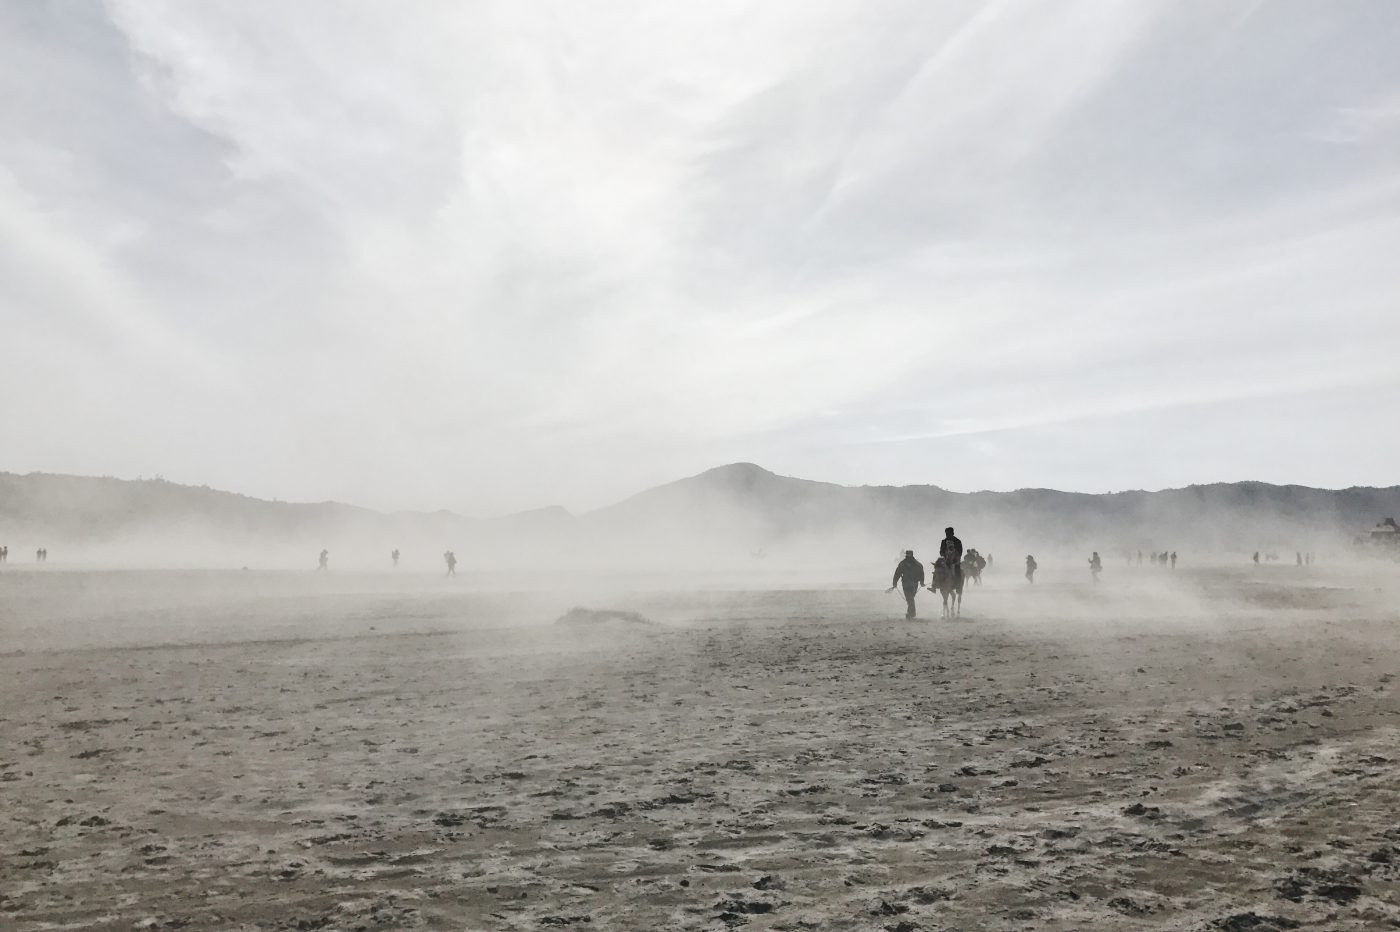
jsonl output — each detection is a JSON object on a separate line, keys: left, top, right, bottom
{"left": 940, "top": 535, "right": 964, "bottom": 566}
{"left": 892, "top": 556, "right": 924, "bottom": 589}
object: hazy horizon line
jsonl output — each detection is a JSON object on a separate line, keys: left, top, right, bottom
{"left": 6, "top": 463, "right": 1398, "bottom": 524}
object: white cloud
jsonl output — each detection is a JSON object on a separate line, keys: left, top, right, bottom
{"left": 1, "top": 1, "right": 1398, "bottom": 511}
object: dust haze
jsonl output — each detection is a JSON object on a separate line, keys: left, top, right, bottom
{"left": 5, "top": 467, "right": 1400, "bottom": 929}
{"left": 5, "top": 1, "right": 1400, "bottom": 929}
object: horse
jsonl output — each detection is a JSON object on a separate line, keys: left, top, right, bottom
{"left": 927, "top": 559, "right": 964, "bottom": 618}
{"left": 962, "top": 551, "right": 987, "bottom": 586}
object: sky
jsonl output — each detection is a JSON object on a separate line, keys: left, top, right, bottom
{"left": 2, "top": 1, "right": 1399, "bottom": 516}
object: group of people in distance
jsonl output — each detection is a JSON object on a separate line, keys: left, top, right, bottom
{"left": 1251, "top": 551, "right": 1315, "bottom": 565}
{"left": 0, "top": 547, "right": 49, "bottom": 564}
{"left": 315, "top": 548, "right": 458, "bottom": 576}
{"left": 0, "top": 547, "right": 48, "bottom": 564}
{"left": 888, "top": 527, "right": 976, "bottom": 619}
{"left": 1087, "top": 549, "right": 1179, "bottom": 584}
{"left": 890, "top": 534, "right": 1197, "bottom": 615}
{"left": 890, "top": 527, "right": 1063, "bottom": 620}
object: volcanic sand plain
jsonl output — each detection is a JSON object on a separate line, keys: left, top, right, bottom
{"left": 2, "top": 564, "right": 1399, "bottom": 930}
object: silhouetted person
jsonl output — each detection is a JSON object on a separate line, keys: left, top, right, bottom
{"left": 940, "top": 527, "right": 963, "bottom": 587}
{"left": 1296, "top": 551, "right": 1302, "bottom": 567}
{"left": 391, "top": 549, "right": 400, "bottom": 567}
{"left": 986, "top": 553, "right": 993, "bottom": 568}
{"left": 1089, "top": 551, "right": 1102, "bottom": 584}
{"left": 963, "top": 548, "right": 986, "bottom": 585}
{"left": 1170, "top": 551, "right": 1177, "bottom": 569}
{"left": 1137, "top": 550, "right": 1143, "bottom": 565}
{"left": 318, "top": 549, "right": 329, "bottom": 571}
{"left": 445, "top": 550, "right": 457, "bottom": 576}
{"left": 1025, "top": 554, "right": 1037, "bottom": 583}
{"left": 888, "top": 550, "right": 925, "bottom": 619}
{"left": 1252, "top": 551, "right": 1260, "bottom": 564}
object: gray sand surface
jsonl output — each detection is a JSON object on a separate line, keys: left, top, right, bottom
{"left": 2, "top": 566, "right": 1398, "bottom": 930}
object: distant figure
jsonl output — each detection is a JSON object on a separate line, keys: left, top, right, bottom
{"left": 444, "top": 550, "right": 457, "bottom": 576}
{"left": 392, "top": 549, "right": 400, "bottom": 567}
{"left": 0, "top": 545, "right": 7, "bottom": 563}
{"left": 962, "top": 548, "right": 987, "bottom": 586}
{"left": 318, "top": 549, "right": 329, "bottom": 571}
{"left": 1137, "top": 550, "right": 1143, "bottom": 565}
{"left": 986, "top": 553, "right": 993, "bottom": 568}
{"left": 940, "top": 527, "right": 964, "bottom": 588}
{"left": 1296, "top": 551, "right": 1303, "bottom": 567}
{"left": 928, "top": 556, "right": 964, "bottom": 618}
{"left": 1252, "top": 551, "right": 1260, "bottom": 564}
{"left": 1025, "top": 554, "right": 1038, "bottom": 584}
{"left": 1089, "top": 551, "right": 1102, "bottom": 584}
{"left": 888, "top": 550, "right": 925, "bottom": 620}
{"left": 1170, "top": 551, "right": 1177, "bottom": 569}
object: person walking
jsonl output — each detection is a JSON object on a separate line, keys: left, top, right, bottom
{"left": 1025, "top": 554, "right": 1038, "bottom": 584}
{"left": 888, "top": 550, "right": 925, "bottom": 619}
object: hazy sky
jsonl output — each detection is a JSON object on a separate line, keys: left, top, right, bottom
{"left": 3, "top": 1, "right": 1398, "bottom": 515}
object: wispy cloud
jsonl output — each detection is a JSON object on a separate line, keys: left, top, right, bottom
{"left": 1, "top": 1, "right": 1397, "bottom": 511}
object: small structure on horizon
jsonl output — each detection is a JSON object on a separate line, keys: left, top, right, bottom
{"left": 1356, "top": 518, "right": 1399, "bottom": 557}
{"left": 1368, "top": 518, "right": 1399, "bottom": 547}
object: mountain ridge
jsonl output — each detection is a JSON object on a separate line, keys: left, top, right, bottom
{"left": 1, "top": 465, "right": 1396, "bottom": 567}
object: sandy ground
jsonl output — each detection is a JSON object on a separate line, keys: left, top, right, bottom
{"left": 2, "top": 566, "right": 1399, "bottom": 930}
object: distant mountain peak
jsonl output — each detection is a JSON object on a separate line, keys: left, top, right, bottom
{"left": 699, "top": 462, "right": 774, "bottom": 479}
{"left": 689, "top": 462, "right": 789, "bottom": 492}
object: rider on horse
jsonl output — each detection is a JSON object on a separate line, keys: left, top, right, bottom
{"left": 940, "top": 527, "right": 964, "bottom": 588}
